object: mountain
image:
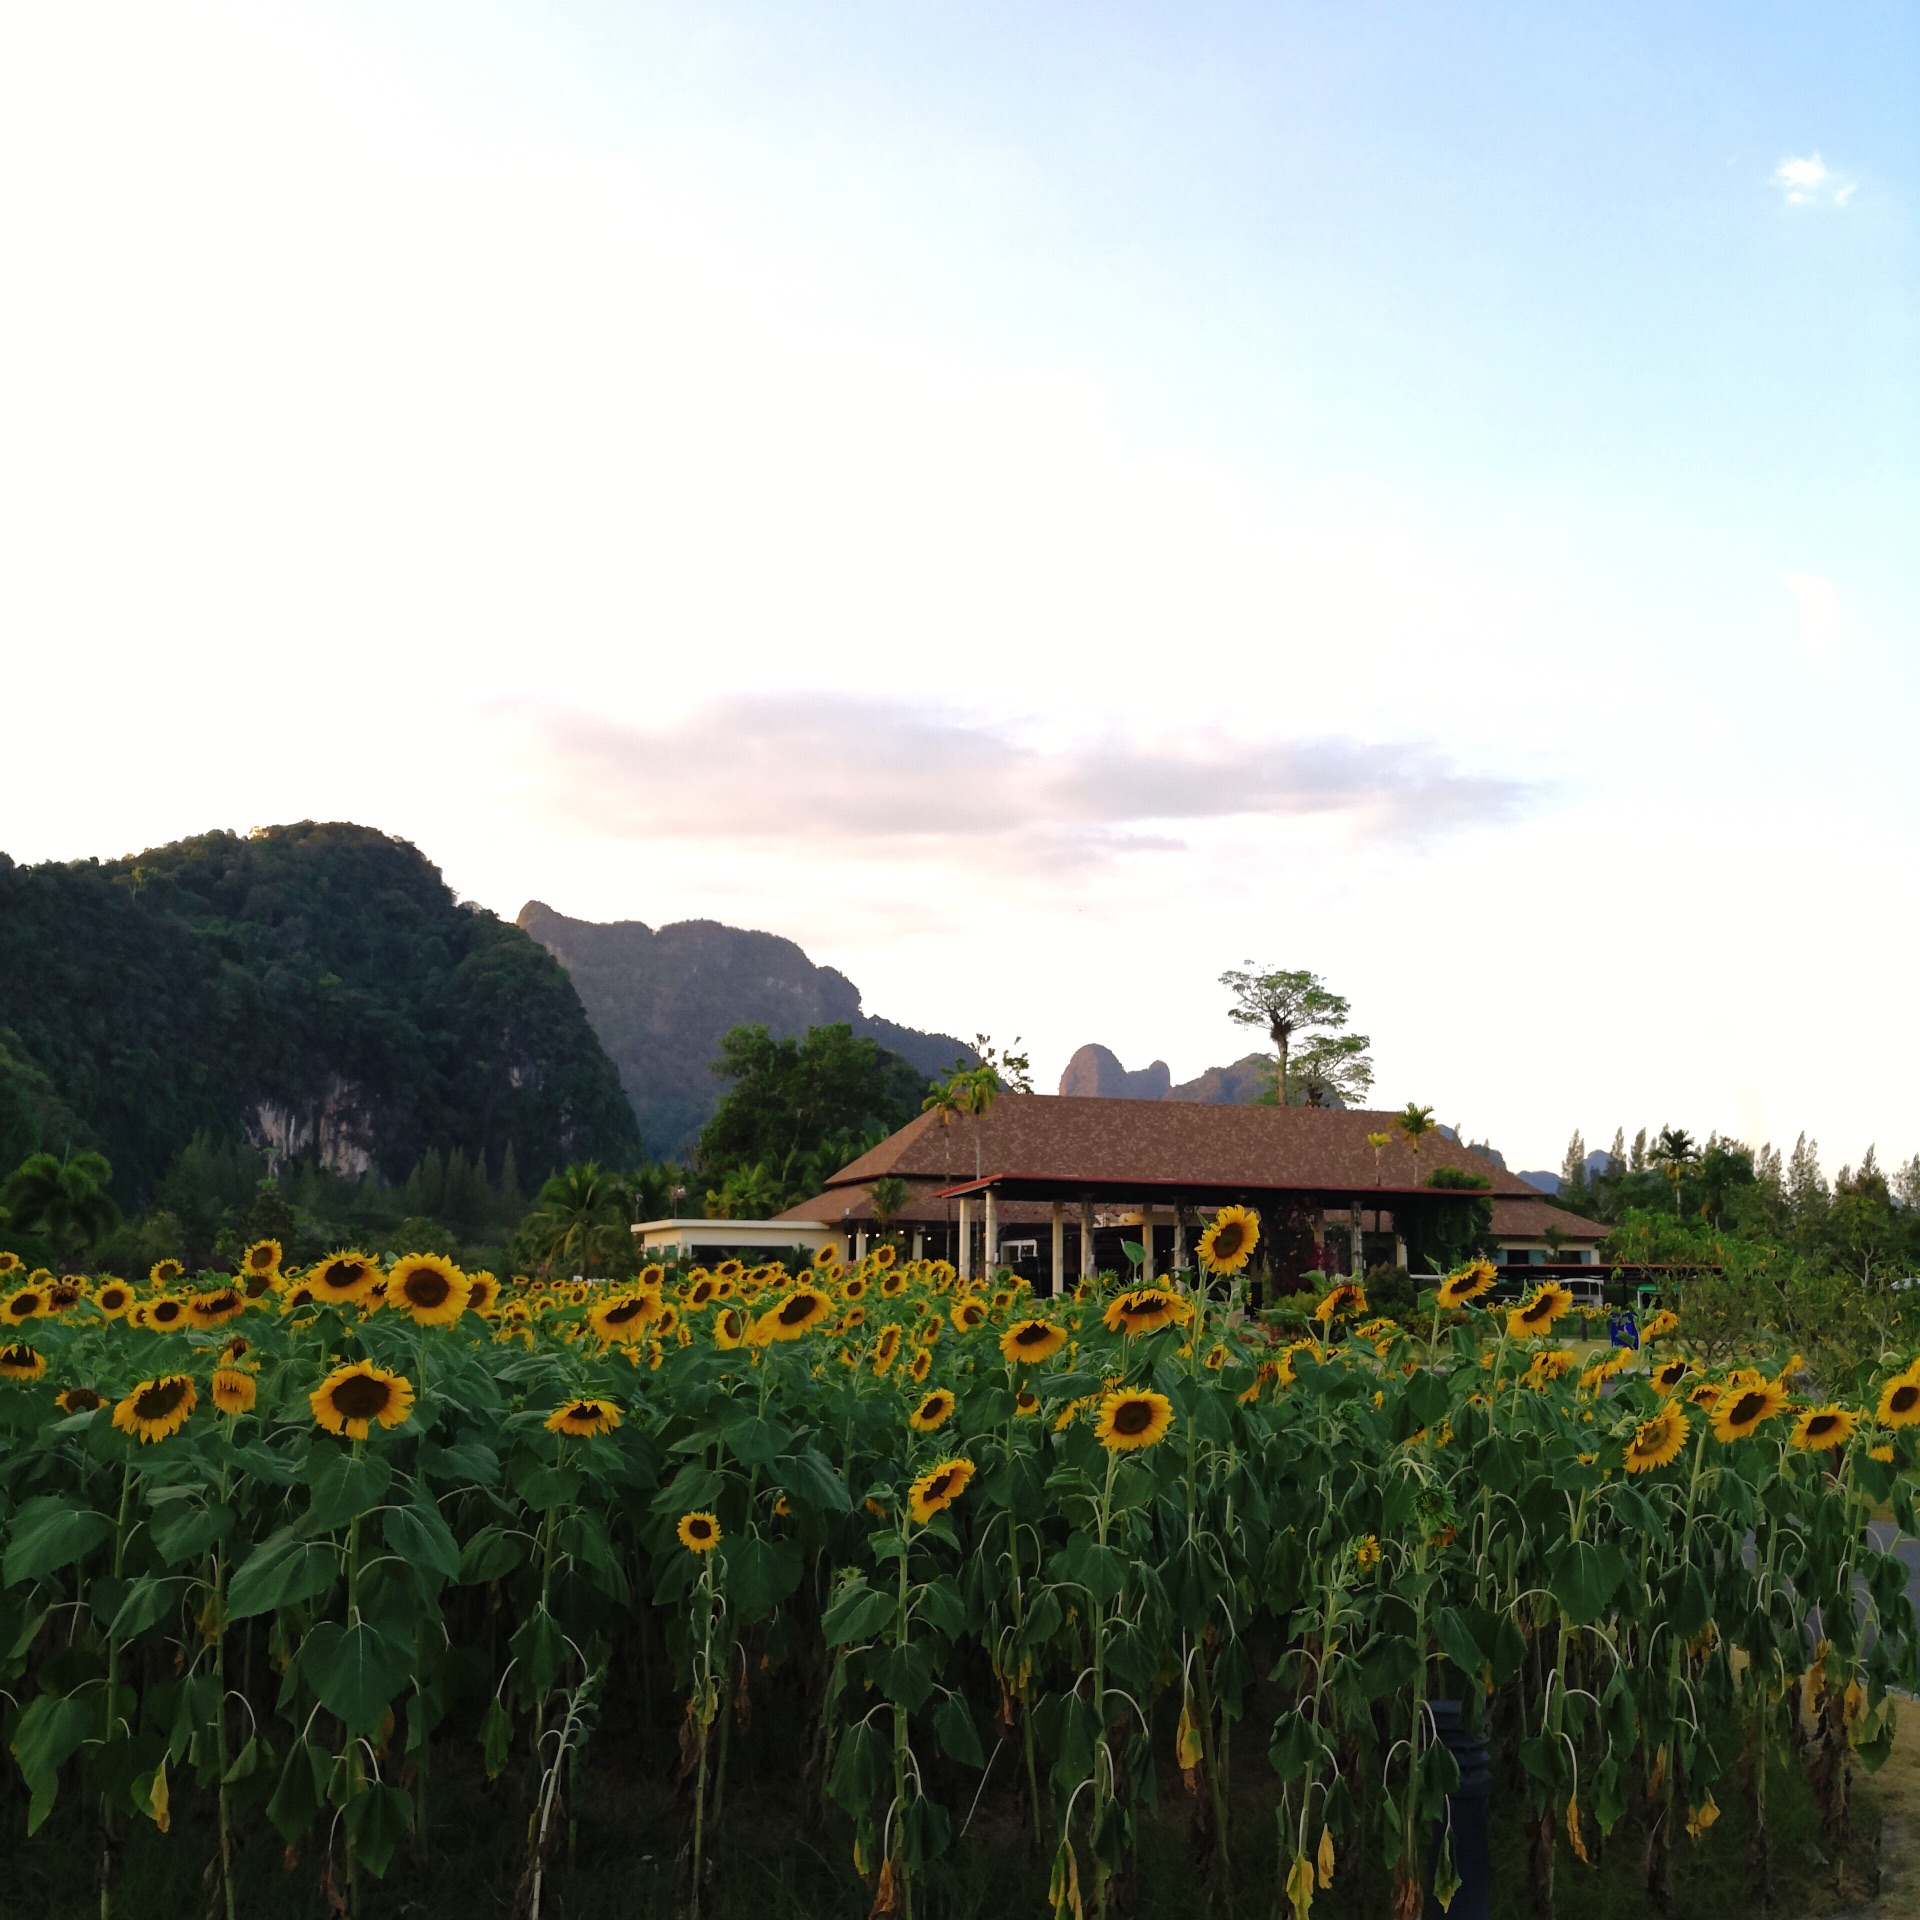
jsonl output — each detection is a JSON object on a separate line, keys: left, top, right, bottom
{"left": 1518, "top": 1150, "right": 1614, "bottom": 1196}
{"left": 0, "top": 824, "right": 640, "bottom": 1201}
{"left": 1058, "top": 1045, "right": 1277, "bottom": 1106}
{"left": 518, "top": 903, "right": 973, "bottom": 1156}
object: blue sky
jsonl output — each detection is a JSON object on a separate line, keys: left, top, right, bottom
{"left": 1, "top": 3, "right": 1914, "bottom": 1170}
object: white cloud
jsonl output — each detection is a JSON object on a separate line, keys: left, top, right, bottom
{"left": 1772, "top": 153, "right": 1857, "bottom": 207}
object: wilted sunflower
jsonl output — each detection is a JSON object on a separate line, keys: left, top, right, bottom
{"left": 914, "top": 1314, "right": 942, "bottom": 1346}
{"left": 1103, "top": 1288, "right": 1189, "bottom": 1337}
{"left": 908, "top": 1457, "right": 976, "bottom": 1524}
{"left": 590, "top": 1291, "right": 662, "bottom": 1346}
{"left": 310, "top": 1251, "right": 381, "bottom": 1307}
{"left": 909, "top": 1388, "right": 956, "bottom": 1432}
{"left": 148, "top": 1257, "right": 186, "bottom": 1288}
{"left": 1878, "top": 1373, "right": 1920, "bottom": 1428}
{"left": 1650, "top": 1357, "right": 1693, "bottom": 1396}
{"left": 1526, "top": 1349, "right": 1578, "bottom": 1386}
{"left": 1314, "top": 1280, "right": 1368, "bottom": 1325}
{"left": 678, "top": 1511, "right": 721, "bottom": 1553}
{"left": 113, "top": 1374, "right": 197, "bottom": 1443}
{"left": 1712, "top": 1379, "right": 1789, "bottom": 1443}
{"left": 211, "top": 1367, "right": 257, "bottom": 1416}
{"left": 1506, "top": 1282, "right": 1575, "bottom": 1338}
{"left": 1197, "top": 1204, "right": 1260, "bottom": 1276}
{"left": 3, "top": 1285, "right": 47, "bottom": 1325}
{"left": 144, "top": 1295, "right": 187, "bottom": 1331}
{"left": 0, "top": 1343, "right": 47, "bottom": 1380}
{"left": 241, "top": 1238, "right": 282, "bottom": 1279}
{"left": 48, "top": 1280, "right": 83, "bottom": 1312}
{"left": 1094, "top": 1387, "right": 1174, "bottom": 1451}
{"left": 763, "top": 1286, "right": 832, "bottom": 1341}
{"left": 310, "top": 1362, "right": 415, "bottom": 1439}
{"left": 1640, "top": 1309, "right": 1680, "bottom": 1342}
{"left": 871, "top": 1325, "right": 903, "bottom": 1375}
{"left": 950, "top": 1296, "right": 989, "bottom": 1333}
{"left": 1623, "top": 1403, "right": 1689, "bottom": 1473}
{"left": 56, "top": 1386, "right": 105, "bottom": 1414}
{"left": 186, "top": 1286, "right": 246, "bottom": 1329}
{"left": 385, "top": 1253, "right": 472, "bottom": 1327}
{"left": 546, "top": 1397, "right": 622, "bottom": 1437}
{"left": 999, "top": 1318, "right": 1067, "bottom": 1365}
{"left": 1791, "top": 1405, "right": 1858, "bottom": 1451}
{"left": 1580, "top": 1349, "right": 1632, "bottom": 1393}
{"left": 1435, "top": 1259, "right": 1497, "bottom": 1309}
{"left": 1688, "top": 1381, "right": 1722, "bottom": 1410}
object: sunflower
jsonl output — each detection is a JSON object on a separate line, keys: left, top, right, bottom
{"left": 950, "top": 1296, "right": 989, "bottom": 1333}
{"left": 1650, "top": 1357, "right": 1693, "bottom": 1396}
{"left": 48, "top": 1280, "right": 83, "bottom": 1312}
{"left": 999, "top": 1318, "right": 1067, "bottom": 1365}
{"left": 1015, "top": 1389, "right": 1041, "bottom": 1417}
{"left": 1196, "top": 1204, "right": 1260, "bottom": 1276}
{"left": 2, "top": 1285, "right": 47, "bottom": 1325}
{"left": 872, "top": 1244, "right": 897, "bottom": 1269}
{"left": 1526, "top": 1349, "right": 1578, "bottom": 1386}
{"left": 56, "top": 1386, "right": 105, "bottom": 1414}
{"left": 464, "top": 1270, "right": 500, "bottom": 1316}
{"left": 148, "top": 1257, "right": 186, "bottom": 1288}
{"left": 763, "top": 1286, "right": 832, "bottom": 1341}
{"left": 385, "top": 1253, "right": 472, "bottom": 1327}
{"left": 1103, "top": 1288, "right": 1189, "bottom": 1337}
{"left": 1354, "top": 1535, "right": 1382, "bottom": 1572}
{"left": 545, "top": 1397, "right": 622, "bottom": 1437}
{"left": 907, "top": 1348, "right": 933, "bottom": 1384}
{"left": 1688, "top": 1381, "right": 1722, "bottom": 1410}
{"left": 590, "top": 1291, "right": 662, "bottom": 1346}
{"left": 1878, "top": 1373, "right": 1920, "bottom": 1428}
{"left": 909, "top": 1388, "right": 956, "bottom": 1432}
{"left": 1792, "top": 1405, "right": 1858, "bottom": 1451}
{"left": 1435, "top": 1259, "right": 1498, "bottom": 1309}
{"left": 713, "top": 1306, "right": 749, "bottom": 1351}
{"left": 113, "top": 1374, "right": 197, "bottom": 1443}
{"left": 1094, "top": 1388, "right": 1174, "bottom": 1451}
{"left": 914, "top": 1314, "right": 942, "bottom": 1346}
{"left": 678, "top": 1511, "right": 722, "bottom": 1554}
{"left": 715, "top": 1260, "right": 746, "bottom": 1287}
{"left": 310, "top": 1251, "right": 381, "bottom": 1307}
{"left": 1623, "top": 1403, "right": 1689, "bottom": 1473}
{"left": 1506, "top": 1282, "right": 1575, "bottom": 1338}
{"left": 144, "top": 1295, "right": 187, "bottom": 1331}
{"left": 908, "top": 1457, "right": 976, "bottom": 1524}
{"left": 241, "top": 1238, "right": 282, "bottom": 1278}
{"left": 871, "top": 1325, "right": 903, "bottom": 1375}
{"left": 1580, "top": 1349, "right": 1632, "bottom": 1393}
{"left": 880, "top": 1269, "right": 908, "bottom": 1298}
{"left": 0, "top": 1343, "right": 47, "bottom": 1380}
{"left": 0, "top": 1251, "right": 20, "bottom": 1276}
{"left": 1314, "top": 1280, "right": 1368, "bottom": 1325}
{"left": 310, "top": 1362, "right": 415, "bottom": 1439}
{"left": 1641, "top": 1309, "right": 1680, "bottom": 1342}
{"left": 186, "top": 1286, "right": 246, "bottom": 1329}
{"left": 683, "top": 1274, "right": 720, "bottom": 1310}
{"left": 1712, "top": 1379, "right": 1789, "bottom": 1443}
{"left": 211, "top": 1367, "right": 257, "bottom": 1416}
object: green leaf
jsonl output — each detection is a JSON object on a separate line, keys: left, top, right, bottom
{"left": 723, "top": 1535, "right": 800, "bottom": 1621}
{"left": 383, "top": 1501, "right": 462, "bottom": 1584}
{"left": 420, "top": 1438, "right": 500, "bottom": 1486}
{"left": 827, "top": 1719, "right": 889, "bottom": 1816}
{"left": 933, "top": 1691, "right": 985, "bottom": 1767}
{"left": 511, "top": 1457, "right": 581, "bottom": 1513}
{"left": 11, "top": 1691, "right": 94, "bottom": 1832}
{"left": 150, "top": 1499, "right": 232, "bottom": 1568}
{"left": 303, "top": 1621, "right": 412, "bottom": 1733}
{"left": 1551, "top": 1541, "right": 1623, "bottom": 1628}
{"left": 917, "top": 1577, "right": 968, "bottom": 1640}
{"left": 228, "top": 1528, "right": 339, "bottom": 1618}
{"left": 776, "top": 1448, "right": 852, "bottom": 1512}
{"left": 480, "top": 1696, "right": 513, "bottom": 1779}
{"left": 107, "top": 1574, "right": 188, "bottom": 1641}
{"left": 1432, "top": 1607, "right": 1488, "bottom": 1683}
{"left": 343, "top": 1781, "right": 414, "bottom": 1877}
{"left": 870, "top": 1642, "right": 934, "bottom": 1711}
{"left": 457, "top": 1524, "right": 523, "bottom": 1584}
{"left": 823, "top": 1580, "right": 896, "bottom": 1647}
{"left": 304, "top": 1448, "right": 393, "bottom": 1532}
{"left": 4, "top": 1497, "right": 112, "bottom": 1587}
{"left": 511, "top": 1605, "right": 567, "bottom": 1694}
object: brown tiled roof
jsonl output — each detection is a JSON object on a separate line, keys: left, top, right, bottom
{"left": 773, "top": 1183, "right": 1058, "bottom": 1227}
{"left": 817, "top": 1094, "right": 1536, "bottom": 1201}
{"left": 1487, "top": 1198, "right": 1607, "bottom": 1242}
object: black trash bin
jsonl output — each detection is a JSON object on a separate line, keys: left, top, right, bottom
{"left": 1424, "top": 1699, "right": 1491, "bottom": 1920}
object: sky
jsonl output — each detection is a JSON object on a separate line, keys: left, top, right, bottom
{"left": 1, "top": 3, "right": 1915, "bottom": 1174}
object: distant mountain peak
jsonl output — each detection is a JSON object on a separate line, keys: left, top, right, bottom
{"left": 1058, "top": 1045, "right": 1277, "bottom": 1107}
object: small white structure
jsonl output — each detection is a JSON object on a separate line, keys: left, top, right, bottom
{"left": 631, "top": 1217, "right": 836, "bottom": 1262}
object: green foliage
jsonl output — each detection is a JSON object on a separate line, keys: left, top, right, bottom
{"left": 1, "top": 1151, "right": 120, "bottom": 1259}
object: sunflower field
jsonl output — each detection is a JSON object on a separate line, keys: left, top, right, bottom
{"left": 1, "top": 1221, "right": 1918, "bottom": 1920}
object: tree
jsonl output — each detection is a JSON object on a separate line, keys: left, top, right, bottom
{"left": 1394, "top": 1103, "right": 1437, "bottom": 1176}
{"left": 1287, "top": 1033, "right": 1374, "bottom": 1108}
{"left": 514, "top": 1161, "right": 630, "bottom": 1275}
{"left": 1366, "top": 1132, "right": 1392, "bottom": 1186}
{"left": 704, "top": 1163, "right": 784, "bottom": 1222}
{"left": 868, "top": 1175, "right": 910, "bottom": 1236}
{"left": 1220, "top": 966, "right": 1355, "bottom": 1108}
{"left": 1559, "top": 1130, "right": 1588, "bottom": 1198}
{"left": 1653, "top": 1127, "right": 1698, "bottom": 1216}
{"left": 1, "top": 1150, "right": 121, "bottom": 1260}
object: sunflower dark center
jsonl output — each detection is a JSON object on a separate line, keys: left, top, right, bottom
{"left": 1014, "top": 1323, "right": 1051, "bottom": 1347}
{"left": 1807, "top": 1414, "right": 1840, "bottom": 1438}
{"left": 1113, "top": 1399, "right": 1154, "bottom": 1436}
{"left": 66, "top": 1387, "right": 104, "bottom": 1409}
{"left": 320, "top": 1262, "right": 366, "bottom": 1291}
{"left": 1729, "top": 1391, "right": 1767, "bottom": 1425}
{"left": 924, "top": 1395, "right": 950, "bottom": 1416}
{"left": 925, "top": 1471, "right": 956, "bottom": 1500}
{"left": 779, "top": 1294, "right": 819, "bottom": 1326}
{"left": 567, "top": 1402, "right": 599, "bottom": 1422}
{"left": 151, "top": 1301, "right": 182, "bottom": 1322}
{"left": 330, "top": 1374, "right": 392, "bottom": 1419}
{"left": 9, "top": 1293, "right": 37, "bottom": 1315}
{"left": 134, "top": 1378, "right": 189, "bottom": 1419}
{"left": 1, "top": 1345, "right": 33, "bottom": 1367}
{"left": 403, "top": 1269, "right": 452, "bottom": 1308}
{"left": 688, "top": 1518, "right": 713, "bottom": 1538}
{"left": 1215, "top": 1225, "right": 1245, "bottom": 1255}
{"left": 195, "top": 1291, "right": 239, "bottom": 1315}
{"left": 606, "top": 1297, "right": 648, "bottom": 1326}
{"left": 1894, "top": 1386, "right": 1920, "bottom": 1414}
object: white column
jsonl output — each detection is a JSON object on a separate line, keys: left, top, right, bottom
{"left": 856, "top": 1227, "right": 869, "bottom": 1261}
{"left": 1173, "top": 1207, "right": 1187, "bottom": 1277}
{"left": 984, "top": 1186, "right": 999, "bottom": 1281}
{"left": 1080, "top": 1200, "right": 1095, "bottom": 1279}
{"left": 1350, "top": 1203, "right": 1363, "bottom": 1276}
{"left": 1050, "top": 1201, "right": 1064, "bottom": 1299}
{"left": 1139, "top": 1208, "right": 1155, "bottom": 1284}
{"left": 958, "top": 1196, "right": 972, "bottom": 1281}
{"left": 912, "top": 1227, "right": 925, "bottom": 1261}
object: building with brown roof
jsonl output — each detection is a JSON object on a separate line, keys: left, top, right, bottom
{"left": 772, "top": 1093, "right": 1606, "bottom": 1294}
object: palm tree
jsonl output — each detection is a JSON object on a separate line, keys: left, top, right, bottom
{"left": 1394, "top": 1104, "right": 1437, "bottom": 1179}
{"left": 1653, "top": 1127, "right": 1698, "bottom": 1217}
{"left": 1, "top": 1151, "right": 120, "bottom": 1259}
{"left": 1366, "top": 1132, "right": 1392, "bottom": 1186}
{"left": 515, "top": 1161, "right": 628, "bottom": 1275}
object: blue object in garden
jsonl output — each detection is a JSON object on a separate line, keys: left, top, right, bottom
{"left": 1425, "top": 1699, "right": 1491, "bottom": 1920}
{"left": 1608, "top": 1309, "right": 1639, "bottom": 1350}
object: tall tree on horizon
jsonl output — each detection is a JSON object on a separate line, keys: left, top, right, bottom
{"left": 1219, "top": 965, "right": 1355, "bottom": 1107}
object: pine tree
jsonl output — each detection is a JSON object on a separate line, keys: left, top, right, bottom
{"left": 1560, "top": 1129, "right": 1588, "bottom": 1195}
{"left": 1629, "top": 1129, "right": 1648, "bottom": 1174}
{"left": 1786, "top": 1134, "right": 1828, "bottom": 1218}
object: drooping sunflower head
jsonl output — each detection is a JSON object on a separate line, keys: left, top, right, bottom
{"left": 999, "top": 1318, "right": 1067, "bottom": 1365}
{"left": 1791, "top": 1405, "right": 1858, "bottom": 1452}
{"left": 590, "top": 1290, "right": 663, "bottom": 1346}
{"left": 1094, "top": 1387, "right": 1174, "bottom": 1452}
{"left": 909, "top": 1388, "right": 956, "bottom": 1432}
{"left": 1525, "top": 1349, "right": 1578, "bottom": 1386}
{"left": 871, "top": 1324, "right": 903, "bottom": 1375}
{"left": 3, "top": 1286, "right": 48, "bottom": 1325}
{"left": 1687, "top": 1381, "right": 1722, "bottom": 1410}
{"left": 311, "top": 1251, "right": 381, "bottom": 1306}
{"left": 48, "top": 1280, "right": 83, "bottom": 1312}
{"left": 0, "top": 1343, "right": 47, "bottom": 1381}
{"left": 1313, "top": 1281, "right": 1368, "bottom": 1326}
{"left": 1506, "top": 1282, "right": 1575, "bottom": 1338}
{"left": 545, "top": 1397, "right": 622, "bottom": 1437}
{"left": 1711, "top": 1378, "right": 1789, "bottom": 1443}
{"left": 386, "top": 1253, "right": 472, "bottom": 1327}
{"left": 1103, "top": 1288, "right": 1189, "bottom": 1337}
{"left": 1641, "top": 1309, "right": 1681, "bottom": 1342}
{"left": 112, "top": 1374, "right": 197, "bottom": 1444}
{"left": 56, "top": 1385, "right": 105, "bottom": 1414}
{"left": 1197, "top": 1204, "right": 1261, "bottom": 1276}
{"left": 907, "top": 1457, "right": 976, "bottom": 1525}
{"left": 1622, "top": 1403, "right": 1689, "bottom": 1473}
{"left": 1435, "top": 1259, "right": 1498, "bottom": 1309}
{"left": 309, "top": 1362, "right": 415, "bottom": 1440}
{"left": 186, "top": 1287, "right": 246, "bottom": 1328}
{"left": 907, "top": 1347, "right": 933, "bottom": 1383}
{"left": 678, "top": 1510, "right": 721, "bottom": 1553}
{"left": 1015, "top": 1389, "right": 1041, "bottom": 1417}
{"left": 144, "top": 1295, "right": 187, "bottom": 1331}
{"left": 148, "top": 1258, "right": 186, "bottom": 1288}
{"left": 1650, "top": 1358, "right": 1693, "bottom": 1396}
{"left": 241, "top": 1238, "right": 283, "bottom": 1277}
{"left": 1877, "top": 1373, "right": 1920, "bottom": 1429}
{"left": 211, "top": 1367, "right": 257, "bottom": 1417}
{"left": 765, "top": 1286, "right": 832, "bottom": 1341}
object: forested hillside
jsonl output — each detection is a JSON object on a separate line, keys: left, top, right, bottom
{"left": 0, "top": 823, "right": 639, "bottom": 1203}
